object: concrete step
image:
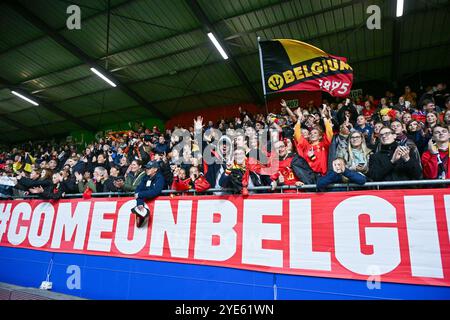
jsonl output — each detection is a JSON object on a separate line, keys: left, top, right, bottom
{"left": 0, "top": 282, "right": 85, "bottom": 300}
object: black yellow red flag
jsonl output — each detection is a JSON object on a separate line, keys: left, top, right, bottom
{"left": 258, "top": 39, "right": 353, "bottom": 97}
{"left": 23, "top": 152, "right": 35, "bottom": 173}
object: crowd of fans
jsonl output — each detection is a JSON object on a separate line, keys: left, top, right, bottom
{"left": 1, "top": 82, "right": 449, "bottom": 200}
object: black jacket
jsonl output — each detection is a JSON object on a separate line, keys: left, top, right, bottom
{"left": 16, "top": 177, "right": 52, "bottom": 191}
{"left": 41, "top": 183, "right": 66, "bottom": 200}
{"left": 291, "top": 154, "right": 317, "bottom": 184}
{"left": 205, "top": 161, "right": 226, "bottom": 188}
{"left": 367, "top": 141, "right": 422, "bottom": 181}
{"left": 158, "top": 161, "right": 173, "bottom": 189}
{"left": 61, "top": 176, "right": 78, "bottom": 194}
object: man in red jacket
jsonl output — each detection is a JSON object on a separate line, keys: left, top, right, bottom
{"left": 422, "top": 125, "right": 450, "bottom": 179}
{"left": 270, "top": 141, "right": 302, "bottom": 188}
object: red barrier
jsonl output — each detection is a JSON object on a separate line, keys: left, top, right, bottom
{"left": 1, "top": 189, "right": 449, "bottom": 287}
{"left": 165, "top": 92, "right": 321, "bottom": 129}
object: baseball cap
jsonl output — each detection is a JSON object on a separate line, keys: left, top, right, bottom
{"left": 144, "top": 161, "right": 159, "bottom": 169}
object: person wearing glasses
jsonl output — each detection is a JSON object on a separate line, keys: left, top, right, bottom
{"left": 367, "top": 127, "right": 422, "bottom": 182}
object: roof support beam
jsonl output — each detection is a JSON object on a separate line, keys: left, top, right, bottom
{"left": 391, "top": 1, "right": 402, "bottom": 88}
{"left": 8, "top": 0, "right": 436, "bottom": 92}
{"left": 10, "top": 1, "right": 436, "bottom": 96}
{"left": 0, "top": 114, "right": 37, "bottom": 137}
{"left": 5, "top": 0, "right": 168, "bottom": 121}
{"left": 5, "top": 38, "right": 449, "bottom": 113}
{"left": 0, "top": 0, "right": 136, "bottom": 57}
{"left": 0, "top": 76, "right": 97, "bottom": 132}
{"left": 185, "top": 0, "right": 264, "bottom": 106}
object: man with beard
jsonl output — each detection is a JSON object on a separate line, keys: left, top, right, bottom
{"left": 268, "top": 140, "right": 316, "bottom": 192}
{"left": 218, "top": 147, "right": 264, "bottom": 195}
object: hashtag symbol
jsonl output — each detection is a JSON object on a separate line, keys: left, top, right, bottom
{"left": 0, "top": 204, "right": 12, "bottom": 242}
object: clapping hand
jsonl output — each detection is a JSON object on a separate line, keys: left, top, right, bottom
{"left": 391, "top": 146, "right": 402, "bottom": 163}
{"left": 398, "top": 146, "right": 410, "bottom": 161}
{"left": 391, "top": 146, "right": 410, "bottom": 163}
{"left": 74, "top": 171, "right": 82, "bottom": 182}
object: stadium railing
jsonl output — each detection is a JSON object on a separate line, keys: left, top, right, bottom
{"left": 1, "top": 179, "right": 450, "bottom": 199}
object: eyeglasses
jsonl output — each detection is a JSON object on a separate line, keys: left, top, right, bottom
{"left": 350, "top": 136, "right": 362, "bottom": 139}
{"left": 379, "top": 132, "right": 392, "bottom": 137}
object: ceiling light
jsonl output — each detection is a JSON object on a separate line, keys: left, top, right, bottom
{"left": 207, "top": 32, "right": 229, "bottom": 60}
{"left": 90, "top": 67, "right": 117, "bottom": 87}
{"left": 396, "top": 0, "right": 404, "bottom": 17}
{"left": 11, "top": 90, "right": 39, "bottom": 106}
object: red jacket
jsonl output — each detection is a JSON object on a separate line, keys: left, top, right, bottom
{"left": 269, "top": 156, "right": 301, "bottom": 186}
{"left": 171, "top": 175, "right": 211, "bottom": 192}
{"left": 294, "top": 119, "right": 333, "bottom": 176}
{"left": 422, "top": 149, "right": 450, "bottom": 179}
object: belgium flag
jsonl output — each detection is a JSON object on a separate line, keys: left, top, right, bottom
{"left": 23, "top": 152, "right": 35, "bottom": 173}
{"left": 258, "top": 39, "right": 353, "bottom": 97}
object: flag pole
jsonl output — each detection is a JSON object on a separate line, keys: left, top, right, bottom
{"left": 257, "top": 36, "right": 269, "bottom": 115}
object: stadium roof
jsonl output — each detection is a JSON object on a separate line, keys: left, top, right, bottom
{"left": 0, "top": 0, "right": 449, "bottom": 143}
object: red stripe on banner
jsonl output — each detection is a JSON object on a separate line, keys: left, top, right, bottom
{"left": 1, "top": 190, "right": 450, "bottom": 287}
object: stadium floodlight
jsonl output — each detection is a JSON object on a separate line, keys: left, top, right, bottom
{"left": 90, "top": 67, "right": 117, "bottom": 87}
{"left": 207, "top": 32, "right": 229, "bottom": 60}
{"left": 11, "top": 90, "right": 39, "bottom": 106}
{"left": 396, "top": 0, "right": 404, "bottom": 17}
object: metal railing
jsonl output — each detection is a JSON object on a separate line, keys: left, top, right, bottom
{"left": 1, "top": 179, "right": 450, "bottom": 200}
